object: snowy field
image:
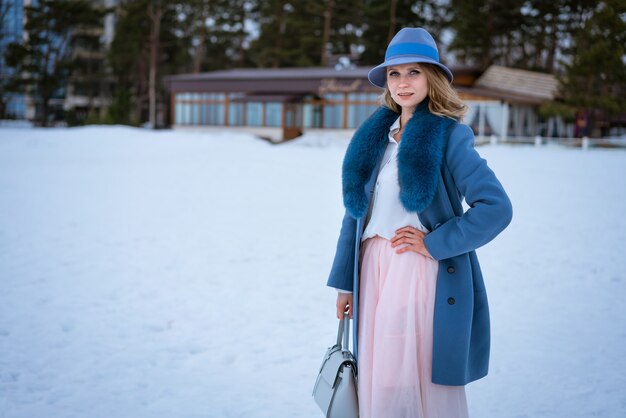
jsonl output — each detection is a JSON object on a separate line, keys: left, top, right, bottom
{"left": 1, "top": 125, "right": 625, "bottom": 418}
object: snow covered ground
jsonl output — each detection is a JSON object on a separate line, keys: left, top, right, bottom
{"left": 0, "top": 125, "right": 625, "bottom": 418}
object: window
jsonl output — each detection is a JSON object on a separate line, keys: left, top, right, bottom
{"left": 346, "top": 93, "right": 379, "bottom": 128}
{"left": 303, "top": 103, "right": 322, "bottom": 128}
{"left": 246, "top": 102, "right": 263, "bottom": 126}
{"left": 229, "top": 103, "right": 244, "bottom": 126}
{"left": 175, "top": 92, "right": 228, "bottom": 126}
{"left": 266, "top": 103, "right": 282, "bottom": 127}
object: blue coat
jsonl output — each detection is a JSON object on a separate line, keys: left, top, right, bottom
{"left": 326, "top": 101, "right": 513, "bottom": 386}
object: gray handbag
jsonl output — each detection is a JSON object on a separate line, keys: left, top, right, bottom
{"left": 312, "top": 314, "right": 359, "bottom": 418}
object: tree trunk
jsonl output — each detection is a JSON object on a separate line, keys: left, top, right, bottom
{"left": 321, "top": 0, "right": 335, "bottom": 66}
{"left": 148, "top": 0, "right": 162, "bottom": 129}
{"left": 40, "top": 80, "right": 49, "bottom": 127}
{"left": 193, "top": 2, "right": 209, "bottom": 73}
{"left": 387, "top": 0, "right": 398, "bottom": 44}
{"left": 533, "top": 27, "right": 544, "bottom": 70}
{"left": 545, "top": 18, "right": 558, "bottom": 73}
{"left": 238, "top": 2, "right": 246, "bottom": 67}
{"left": 40, "top": 50, "right": 51, "bottom": 127}
{"left": 274, "top": 0, "right": 287, "bottom": 68}
{"left": 193, "top": 31, "right": 205, "bottom": 73}
{"left": 483, "top": 11, "right": 494, "bottom": 70}
{"left": 87, "top": 57, "right": 96, "bottom": 118}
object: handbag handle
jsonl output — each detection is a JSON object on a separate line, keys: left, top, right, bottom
{"left": 336, "top": 313, "right": 351, "bottom": 352}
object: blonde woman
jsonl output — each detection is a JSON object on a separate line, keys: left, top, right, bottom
{"left": 327, "top": 28, "right": 512, "bottom": 418}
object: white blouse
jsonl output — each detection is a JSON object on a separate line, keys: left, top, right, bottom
{"left": 361, "top": 117, "right": 429, "bottom": 242}
{"left": 335, "top": 117, "right": 429, "bottom": 294}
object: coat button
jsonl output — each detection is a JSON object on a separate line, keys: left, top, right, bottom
{"left": 447, "top": 266, "right": 455, "bottom": 274}
{"left": 448, "top": 297, "right": 456, "bottom": 305}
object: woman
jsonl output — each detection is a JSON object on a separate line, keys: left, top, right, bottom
{"left": 327, "top": 28, "right": 513, "bottom": 418}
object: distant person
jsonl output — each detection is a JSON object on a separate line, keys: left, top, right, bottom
{"left": 574, "top": 110, "right": 589, "bottom": 138}
{"left": 327, "top": 27, "right": 513, "bottom": 418}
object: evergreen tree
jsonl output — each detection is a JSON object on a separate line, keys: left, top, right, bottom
{"left": 107, "top": 0, "right": 148, "bottom": 125}
{"left": 559, "top": 0, "right": 626, "bottom": 135}
{"left": 4, "top": 0, "right": 104, "bottom": 126}
{"left": 250, "top": 0, "right": 324, "bottom": 67}
{"left": 519, "top": 0, "right": 567, "bottom": 72}
{"left": 0, "top": 0, "right": 14, "bottom": 118}
{"left": 325, "top": 0, "right": 362, "bottom": 62}
{"left": 515, "top": 0, "right": 604, "bottom": 73}
{"left": 249, "top": 0, "right": 359, "bottom": 68}
{"left": 358, "top": 0, "right": 442, "bottom": 66}
{"left": 108, "top": 0, "right": 192, "bottom": 125}
{"left": 447, "top": 0, "right": 526, "bottom": 70}
{"left": 183, "top": 0, "right": 256, "bottom": 72}
{"left": 66, "top": 3, "right": 114, "bottom": 125}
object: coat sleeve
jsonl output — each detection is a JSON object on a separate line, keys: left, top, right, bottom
{"left": 424, "top": 124, "right": 513, "bottom": 261}
{"left": 326, "top": 210, "right": 357, "bottom": 292}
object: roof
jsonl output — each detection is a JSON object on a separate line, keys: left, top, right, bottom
{"left": 166, "top": 67, "right": 371, "bottom": 82}
{"left": 164, "top": 67, "right": 377, "bottom": 94}
{"left": 475, "top": 65, "right": 559, "bottom": 102}
{"left": 231, "top": 94, "right": 305, "bottom": 103}
{"left": 456, "top": 86, "right": 550, "bottom": 106}
{"left": 164, "top": 65, "right": 557, "bottom": 105}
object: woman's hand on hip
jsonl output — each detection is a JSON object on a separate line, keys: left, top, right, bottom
{"left": 391, "top": 226, "right": 433, "bottom": 259}
{"left": 336, "top": 292, "right": 353, "bottom": 319}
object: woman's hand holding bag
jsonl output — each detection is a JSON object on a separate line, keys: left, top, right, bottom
{"left": 312, "top": 313, "right": 359, "bottom": 418}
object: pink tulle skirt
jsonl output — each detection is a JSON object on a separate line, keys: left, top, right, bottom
{"left": 357, "top": 236, "right": 469, "bottom": 418}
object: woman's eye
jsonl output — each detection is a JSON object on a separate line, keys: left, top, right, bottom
{"left": 388, "top": 71, "right": 399, "bottom": 77}
{"left": 410, "top": 70, "right": 420, "bottom": 75}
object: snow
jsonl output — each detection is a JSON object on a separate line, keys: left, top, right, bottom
{"left": 0, "top": 126, "right": 625, "bottom": 418}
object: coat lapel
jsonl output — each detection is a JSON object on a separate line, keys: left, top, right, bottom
{"left": 342, "top": 100, "right": 456, "bottom": 219}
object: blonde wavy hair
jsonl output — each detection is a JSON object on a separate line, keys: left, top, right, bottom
{"left": 381, "top": 63, "right": 467, "bottom": 121}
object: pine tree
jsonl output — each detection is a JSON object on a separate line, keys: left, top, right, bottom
{"left": 107, "top": 0, "right": 148, "bottom": 125}
{"left": 559, "top": 0, "right": 626, "bottom": 135}
{"left": 358, "top": 0, "right": 438, "bottom": 66}
{"left": 4, "top": 0, "right": 104, "bottom": 126}
{"left": 250, "top": 0, "right": 321, "bottom": 68}
{"left": 108, "top": 0, "right": 192, "bottom": 125}
{"left": 519, "top": 0, "right": 566, "bottom": 72}
{"left": 184, "top": 0, "right": 256, "bottom": 72}
{"left": 250, "top": 0, "right": 444, "bottom": 68}
{"left": 326, "top": 0, "right": 362, "bottom": 61}
{"left": 0, "top": 0, "right": 14, "bottom": 118}
{"left": 66, "top": 3, "right": 113, "bottom": 125}
{"left": 447, "top": 0, "right": 526, "bottom": 70}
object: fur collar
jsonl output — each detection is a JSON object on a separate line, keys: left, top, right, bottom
{"left": 342, "top": 100, "right": 455, "bottom": 218}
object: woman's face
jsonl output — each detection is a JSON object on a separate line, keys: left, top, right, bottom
{"left": 386, "top": 63, "right": 428, "bottom": 112}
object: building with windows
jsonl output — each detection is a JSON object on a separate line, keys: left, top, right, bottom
{"left": 165, "top": 67, "right": 385, "bottom": 141}
{"left": 457, "top": 65, "right": 562, "bottom": 141}
{"left": 1, "top": 0, "right": 118, "bottom": 123}
{"left": 63, "top": 0, "right": 118, "bottom": 122}
{"left": 164, "top": 65, "right": 566, "bottom": 142}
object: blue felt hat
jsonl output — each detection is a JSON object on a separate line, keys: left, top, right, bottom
{"left": 368, "top": 27, "right": 453, "bottom": 88}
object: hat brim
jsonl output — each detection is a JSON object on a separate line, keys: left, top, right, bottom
{"left": 367, "top": 56, "right": 453, "bottom": 88}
